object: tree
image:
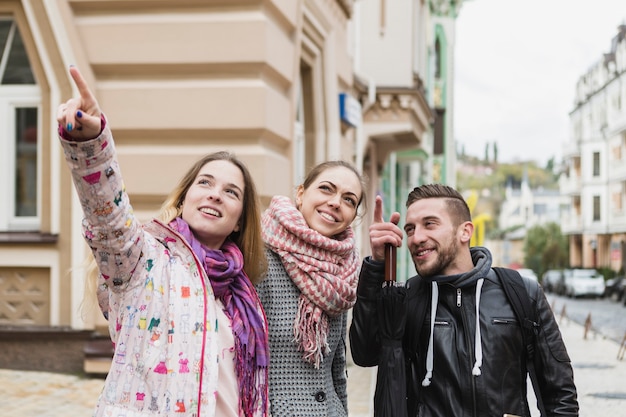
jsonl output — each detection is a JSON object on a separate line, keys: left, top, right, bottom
{"left": 523, "top": 222, "right": 569, "bottom": 279}
{"left": 493, "top": 141, "right": 498, "bottom": 164}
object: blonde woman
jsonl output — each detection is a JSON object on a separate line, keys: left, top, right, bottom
{"left": 256, "top": 161, "right": 367, "bottom": 416}
{"left": 57, "top": 66, "right": 268, "bottom": 417}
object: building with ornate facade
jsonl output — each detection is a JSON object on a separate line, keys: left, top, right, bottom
{"left": 353, "top": 0, "right": 463, "bottom": 280}
{"left": 0, "top": 0, "right": 364, "bottom": 372}
{"left": 0, "top": 0, "right": 462, "bottom": 372}
{"left": 561, "top": 24, "right": 626, "bottom": 272}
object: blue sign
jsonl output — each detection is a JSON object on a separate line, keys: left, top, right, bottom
{"left": 339, "top": 93, "right": 362, "bottom": 127}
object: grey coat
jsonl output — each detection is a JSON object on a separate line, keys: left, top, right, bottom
{"left": 256, "top": 249, "right": 349, "bottom": 417}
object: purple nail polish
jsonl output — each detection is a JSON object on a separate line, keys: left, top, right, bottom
{"left": 77, "top": 110, "right": 83, "bottom": 118}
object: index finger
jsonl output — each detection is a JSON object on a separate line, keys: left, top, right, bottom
{"left": 69, "top": 66, "right": 96, "bottom": 103}
{"left": 373, "top": 195, "right": 385, "bottom": 223}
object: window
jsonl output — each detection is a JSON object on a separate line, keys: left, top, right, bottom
{"left": 533, "top": 203, "right": 547, "bottom": 216}
{"left": 0, "top": 18, "right": 40, "bottom": 231}
{"left": 613, "top": 191, "right": 622, "bottom": 212}
{"left": 592, "top": 151, "right": 600, "bottom": 177}
{"left": 294, "top": 75, "right": 305, "bottom": 186}
{"left": 593, "top": 196, "right": 601, "bottom": 221}
{"left": 434, "top": 37, "right": 441, "bottom": 79}
{"left": 613, "top": 144, "right": 621, "bottom": 161}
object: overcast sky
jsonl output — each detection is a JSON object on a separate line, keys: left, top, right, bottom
{"left": 454, "top": 0, "right": 626, "bottom": 166}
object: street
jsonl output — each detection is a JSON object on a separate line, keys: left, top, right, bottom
{"left": 2, "top": 294, "right": 625, "bottom": 416}
{"left": 545, "top": 292, "right": 626, "bottom": 344}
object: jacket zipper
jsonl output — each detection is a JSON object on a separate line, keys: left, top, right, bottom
{"left": 457, "top": 287, "right": 478, "bottom": 417}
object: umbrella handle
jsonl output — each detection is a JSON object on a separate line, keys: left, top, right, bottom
{"left": 384, "top": 243, "right": 397, "bottom": 282}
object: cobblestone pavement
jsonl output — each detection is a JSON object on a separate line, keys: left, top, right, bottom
{"left": 1, "top": 318, "right": 624, "bottom": 416}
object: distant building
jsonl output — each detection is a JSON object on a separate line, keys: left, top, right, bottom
{"left": 495, "top": 170, "right": 569, "bottom": 268}
{"left": 561, "top": 24, "right": 626, "bottom": 272}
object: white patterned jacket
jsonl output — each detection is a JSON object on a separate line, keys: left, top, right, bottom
{"left": 61, "top": 124, "right": 248, "bottom": 417}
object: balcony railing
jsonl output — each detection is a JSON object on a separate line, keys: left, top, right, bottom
{"left": 560, "top": 175, "right": 582, "bottom": 196}
{"left": 561, "top": 213, "right": 583, "bottom": 234}
{"left": 608, "top": 158, "right": 626, "bottom": 182}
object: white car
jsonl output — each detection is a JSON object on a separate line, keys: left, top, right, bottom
{"left": 564, "top": 269, "right": 605, "bottom": 298}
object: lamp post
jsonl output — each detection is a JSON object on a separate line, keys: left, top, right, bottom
{"left": 590, "top": 239, "right": 597, "bottom": 269}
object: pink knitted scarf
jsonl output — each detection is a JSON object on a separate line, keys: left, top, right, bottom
{"left": 261, "top": 195, "right": 359, "bottom": 368}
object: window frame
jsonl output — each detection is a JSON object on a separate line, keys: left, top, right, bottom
{"left": 592, "top": 151, "right": 600, "bottom": 177}
{"left": 0, "top": 83, "right": 41, "bottom": 232}
{"left": 592, "top": 195, "right": 601, "bottom": 222}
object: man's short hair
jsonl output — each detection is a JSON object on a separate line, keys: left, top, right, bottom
{"left": 406, "top": 184, "right": 471, "bottom": 225}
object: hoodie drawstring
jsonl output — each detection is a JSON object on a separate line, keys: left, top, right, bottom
{"left": 472, "top": 278, "right": 485, "bottom": 376}
{"left": 422, "top": 278, "right": 486, "bottom": 386}
{"left": 422, "top": 282, "right": 438, "bottom": 387}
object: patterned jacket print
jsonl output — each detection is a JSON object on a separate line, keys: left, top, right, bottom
{"left": 61, "top": 124, "right": 264, "bottom": 417}
{"left": 255, "top": 249, "right": 349, "bottom": 417}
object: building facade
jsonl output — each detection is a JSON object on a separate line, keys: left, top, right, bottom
{"left": 1, "top": 0, "right": 462, "bottom": 373}
{"left": 352, "top": 0, "right": 463, "bottom": 280}
{"left": 0, "top": 0, "right": 373, "bottom": 371}
{"left": 561, "top": 24, "right": 626, "bottom": 272}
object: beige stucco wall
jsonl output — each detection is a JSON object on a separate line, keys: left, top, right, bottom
{"left": 1, "top": 0, "right": 357, "bottom": 330}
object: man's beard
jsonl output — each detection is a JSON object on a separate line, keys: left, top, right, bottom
{"left": 414, "top": 238, "right": 459, "bottom": 278}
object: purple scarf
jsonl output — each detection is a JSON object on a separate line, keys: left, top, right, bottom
{"left": 170, "top": 218, "right": 268, "bottom": 417}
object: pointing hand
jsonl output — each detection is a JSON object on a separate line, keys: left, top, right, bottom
{"left": 369, "top": 195, "right": 403, "bottom": 262}
{"left": 56, "top": 66, "right": 102, "bottom": 141}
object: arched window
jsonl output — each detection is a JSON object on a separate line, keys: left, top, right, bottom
{"left": 0, "top": 18, "right": 39, "bottom": 231}
{"left": 434, "top": 37, "right": 441, "bottom": 79}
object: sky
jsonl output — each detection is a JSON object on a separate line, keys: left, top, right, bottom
{"left": 454, "top": 0, "right": 626, "bottom": 166}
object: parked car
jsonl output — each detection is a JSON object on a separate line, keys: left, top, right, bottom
{"left": 542, "top": 269, "right": 566, "bottom": 293}
{"left": 516, "top": 268, "right": 538, "bottom": 281}
{"left": 563, "top": 268, "right": 605, "bottom": 298}
{"left": 604, "top": 276, "right": 626, "bottom": 302}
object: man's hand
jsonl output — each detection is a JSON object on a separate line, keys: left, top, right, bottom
{"left": 369, "top": 195, "right": 403, "bottom": 262}
{"left": 56, "top": 66, "right": 102, "bottom": 141}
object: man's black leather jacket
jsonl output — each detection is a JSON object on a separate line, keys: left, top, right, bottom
{"left": 349, "top": 257, "right": 579, "bottom": 417}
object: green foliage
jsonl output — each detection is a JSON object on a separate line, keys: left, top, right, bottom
{"left": 523, "top": 222, "right": 569, "bottom": 278}
{"left": 596, "top": 267, "right": 615, "bottom": 281}
{"left": 456, "top": 159, "right": 558, "bottom": 194}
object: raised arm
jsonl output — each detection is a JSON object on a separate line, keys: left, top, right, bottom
{"left": 57, "top": 66, "right": 144, "bottom": 290}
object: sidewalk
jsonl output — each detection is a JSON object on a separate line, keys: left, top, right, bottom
{"left": 1, "top": 317, "right": 625, "bottom": 416}
{"left": 346, "top": 317, "right": 626, "bottom": 417}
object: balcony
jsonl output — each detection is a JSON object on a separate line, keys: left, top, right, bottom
{"left": 607, "top": 210, "right": 626, "bottom": 234}
{"left": 608, "top": 158, "right": 626, "bottom": 182}
{"left": 562, "top": 141, "right": 581, "bottom": 159}
{"left": 560, "top": 174, "right": 582, "bottom": 196}
{"left": 561, "top": 212, "right": 583, "bottom": 234}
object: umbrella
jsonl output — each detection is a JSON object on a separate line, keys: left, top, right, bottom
{"left": 373, "top": 244, "right": 408, "bottom": 417}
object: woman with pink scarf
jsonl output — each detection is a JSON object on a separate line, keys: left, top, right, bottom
{"left": 57, "top": 66, "right": 269, "bottom": 417}
{"left": 256, "top": 161, "right": 367, "bottom": 416}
